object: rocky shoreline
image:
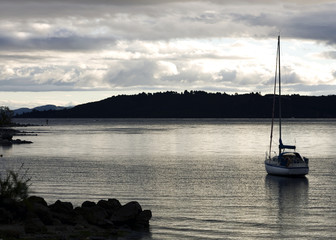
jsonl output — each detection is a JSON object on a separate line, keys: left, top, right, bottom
{"left": 0, "top": 196, "right": 152, "bottom": 240}
{"left": 0, "top": 127, "right": 34, "bottom": 146}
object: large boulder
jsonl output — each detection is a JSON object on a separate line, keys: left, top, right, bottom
{"left": 75, "top": 205, "right": 109, "bottom": 226}
{"left": 97, "top": 199, "right": 121, "bottom": 217}
{"left": 24, "top": 217, "right": 46, "bottom": 234}
{"left": 0, "top": 198, "right": 26, "bottom": 221}
{"left": 49, "top": 200, "right": 77, "bottom": 225}
{"left": 21, "top": 197, "right": 52, "bottom": 225}
{"left": 135, "top": 210, "right": 152, "bottom": 228}
{"left": 31, "top": 203, "right": 53, "bottom": 226}
{"left": 49, "top": 200, "right": 73, "bottom": 213}
{"left": 81, "top": 200, "right": 96, "bottom": 208}
{"left": 110, "top": 201, "right": 142, "bottom": 226}
{"left": 26, "top": 196, "right": 48, "bottom": 207}
{"left": 0, "top": 208, "right": 13, "bottom": 224}
{"left": 107, "top": 198, "right": 122, "bottom": 210}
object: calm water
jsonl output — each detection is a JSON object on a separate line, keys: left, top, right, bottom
{"left": 1, "top": 118, "right": 336, "bottom": 239}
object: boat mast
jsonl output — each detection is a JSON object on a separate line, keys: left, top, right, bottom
{"left": 269, "top": 36, "right": 279, "bottom": 157}
{"left": 278, "top": 36, "right": 282, "bottom": 155}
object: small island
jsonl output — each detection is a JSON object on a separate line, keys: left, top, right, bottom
{"left": 0, "top": 106, "right": 34, "bottom": 146}
{"left": 0, "top": 128, "right": 33, "bottom": 146}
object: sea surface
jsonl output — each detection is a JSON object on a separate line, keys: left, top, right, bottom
{"left": 1, "top": 118, "right": 336, "bottom": 239}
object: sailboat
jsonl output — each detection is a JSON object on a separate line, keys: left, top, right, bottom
{"left": 264, "top": 36, "right": 309, "bottom": 176}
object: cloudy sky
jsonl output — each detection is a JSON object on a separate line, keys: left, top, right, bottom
{"left": 1, "top": 0, "right": 336, "bottom": 109}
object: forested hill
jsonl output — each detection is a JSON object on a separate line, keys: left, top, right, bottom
{"left": 16, "top": 91, "right": 336, "bottom": 118}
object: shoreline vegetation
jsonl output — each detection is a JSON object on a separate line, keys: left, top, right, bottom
{"left": 14, "top": 91, "right": 336, "bottom": 118}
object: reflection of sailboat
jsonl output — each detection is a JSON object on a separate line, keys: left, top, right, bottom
{"left": 265, "top": 36, "right": 309, "bottom": 176}
{"left": 265, "top": 175, "right": 309, "bottom": 227}
{"left": 265, "top": 175, "right": 309, "bottom": 196}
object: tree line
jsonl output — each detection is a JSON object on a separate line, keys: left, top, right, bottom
{"left": 15, "top": 91, "right": 336, "bottom": 118}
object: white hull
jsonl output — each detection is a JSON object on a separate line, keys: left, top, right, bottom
{"left": 265, "top": 161, "right": 309, "bottom": 176}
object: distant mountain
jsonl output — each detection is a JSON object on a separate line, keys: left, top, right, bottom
{"left": 13, "top": 105, "right": 71, "bottom": 116}
{"left": 13, "top": 108, "right": 32, "bottom": 115}
{"left": 14, "top": 91, "right": 336, "bottom": 118}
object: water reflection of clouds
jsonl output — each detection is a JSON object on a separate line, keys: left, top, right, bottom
{"left": 109, "top": 127, "right": 170, "bottom": 135}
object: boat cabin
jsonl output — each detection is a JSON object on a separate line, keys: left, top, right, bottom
{"left": 278, "top": 152, "right": 306, "bottom": 166}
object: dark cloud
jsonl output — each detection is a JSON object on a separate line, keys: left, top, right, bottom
{"left": 0, "top": 35, "right": 116, "bottom": 52}
{"left": 0, "top": 77, "right": 76, "bottom": 91}
{"left": 230, "top": 4, "right": 336, "bottom": 44}
{"left": 217, "top": 70, "right": 237, "bottom": 82}
{"left": 0, "top": 54, "right": 46, "bottom": 60}
{"left": 1, "top": 0, "right": 336, "bottom": 42}
{"left": 322, "top": 51, "right": 336, "bottom": 59}
{"left": 104, "top": 60, "right": 160, "bottom": 87}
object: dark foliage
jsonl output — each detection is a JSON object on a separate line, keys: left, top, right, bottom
{"left": 0, "top": 164, "right": 31, "bottom": 201}
{"left": 15, "top": 91, "right": 336, "bottom": 118}
{"left": 0, "top": 106, "right": 13, "bottom": 126}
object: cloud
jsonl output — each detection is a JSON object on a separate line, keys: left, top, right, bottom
{"left": 322, "top": 51, "right": 336, "bottom": 59}
{"left": 104, "top": 60, "right": 160, "bottom": 87}
{"left": 0, "top": 35, "right": 115, "bottom": 52}
{"left": 229, "top": 3, "right": 336, "bottom": 44}
{"left": 332, "top": 71, "right": 336, "bottom": 79}
{"left": 0, "top": 0, "right": 335, "bottom": 103}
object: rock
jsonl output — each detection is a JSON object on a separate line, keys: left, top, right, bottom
{"left": 0, "top": 198, "right": 26, "bottom": 221}
{"left": 0, "top": 208, "right": 13, "bottom": 224}
{"left": 25, "top": 196, "right": 52, "bottom": 225}
{"left": 52, "top": 212, "right": 78, "bottom": 226}
{"left": 99, "top": 219, "right": 115, "bottom": 229}
{"left": 81, "top": 200, "right": 96, "bottom": 208}
{"left": 76, "top": 205, "right": 108, "bottom": 226}
{"left": 110, "top": 201, "right": 142, "bottom": 226}
{"left": 49, "top": 200, "right": 73, "bottom": 213}
{"left": 135, "top": 210, "right": 152, "bottom": 228}
{"left": 107, "top": 198, "right": 122, "bottom": 210}
{"left": 0, "top": 197, "right": 152, "bottom": 238}
{"left": 24, "top": 217, "right": 46, "bottom": 234}
{"left": 97, "top": 199, "right": 121, "bottom": 217}
{"left": 97, "top": 199, "right": 110, "bottom": 210}
{"left": 26, "top": 196, "right": 48, "bottom": 207}
{"left": 11, "top": 139, "right": 33, "bottom": 144}
{"left": 49, "top": 200, "right": 77, "bottom": 225}
{"left": 33, "top": 203, "right": 53, "bottom": 225}
{"left": 0, "top": 225, "right": 22, "bottom": 239}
